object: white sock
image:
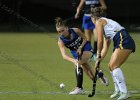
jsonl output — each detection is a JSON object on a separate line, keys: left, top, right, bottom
{"left": 110, "top": 71, "right": 119, "bottom": 92}
{"left": 112, "top": 68, "right": 127, "bottom": 93}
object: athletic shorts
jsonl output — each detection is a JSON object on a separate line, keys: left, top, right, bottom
{"left": 82, "top": 15, "right": 95, "bottom": 30}
{"left": 113, "top": 29, "right": 135, "bottom": 52}
{"left": 70, "top": 41, "right": 93, "bottom": 59}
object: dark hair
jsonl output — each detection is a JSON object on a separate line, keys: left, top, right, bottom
{"left": 91, "top": 7, "right": 106, "bottom": 17}
{"left": 55, "top": 17, "right": 66, "bottom": 28}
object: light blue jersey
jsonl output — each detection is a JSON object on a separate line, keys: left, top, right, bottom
{"left": 82, "top": 0, "right": 100, "bottom": 30}
{"left": 59, "top": 28, "right": 93, "bottom": 59}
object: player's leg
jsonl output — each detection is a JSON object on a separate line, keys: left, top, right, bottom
{"left": 80, "top": 51, "right": 94, "bottom": 80}
{"left": 82, "top": 63, "right": 94, "bottom": 80}
{"left": 109, "top": 51, "right": 120, "bottom": 98}
{"left": 109, "top": 48, "right": 132, "bottom": 99}
{"left": 82, "top": 15, "right": 94, "bottom": 42}
{"left": 69, "top": 51, "right": 84, "bottom": 95}
{"left": 75, "top": 67, "right": 83, "bottom": 89}
{"left": 69, "top": 51, "right": 93, "bottom": 95}
{"left": 69, "top": 51, "right": 94, "bottom": 95}
{"left": 84, "top": 29, "right": 92, "bottom": 42}
{"left": 69, "top": 67, "right": 85, "bottom": 95}
{"left": 81, "top": 51, "right": 108, "bottom": 85}
{"left": 110, "top": 70, "right": 120, "bottom": 98}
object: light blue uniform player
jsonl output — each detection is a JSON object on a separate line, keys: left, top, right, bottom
{"left": 75, "top": 0, "right": 107, "bottom": 54}
{"left": 82, "top": 0, "right": 100, "bottom": 30}
{"left": 56, "top": 17, "right": 95, "bottom": 94}
{"left": 55, "top": 17, "right": 108, "bottom": 95}
{"left": 60, "top": 28, "right": 93, "bottom": 59}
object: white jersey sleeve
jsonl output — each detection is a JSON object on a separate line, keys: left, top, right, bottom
{"left": 101, "top": 17, "right": 125, "bottom": 40}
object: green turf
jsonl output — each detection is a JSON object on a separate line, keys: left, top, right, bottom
{"left": 0, "top": 32, "right": 139, "bottom": 100}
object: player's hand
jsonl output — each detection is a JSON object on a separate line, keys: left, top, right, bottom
{"left": 77, "top": 48, "right": 82, "bottom": 57}
{"left": 75, "top": 9, "right": 80, "bottom": 19}
{"left": 75, "top": 13, "right": 80, "bottom": 19}
{"left": 74, "top": 59, "right": 82, "bottom": 67}
{"left": 96, "top": 52, "right": 101, "bottom": 61}
{"left": 74, "top": 59, "right": 79, "bottom": 66}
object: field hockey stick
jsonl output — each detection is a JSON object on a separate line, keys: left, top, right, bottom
{"left": 76, "top": 54, "right": 81, "bottom": 75}
{"left": 88, "top": 60, "right": 100, "bottom": 97}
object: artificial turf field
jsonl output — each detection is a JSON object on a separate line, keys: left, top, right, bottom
{"left": 0, "top": 32, "right": 139, "bottom": 100}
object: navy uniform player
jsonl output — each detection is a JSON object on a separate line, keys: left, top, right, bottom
{"left": 75, "top": 0, "right": 107, "bottom": 54}
{"left": 55, "top": 17, "right": 108, "bottom": 95}
{"left": 91, "top": 7, "right": 135, "bottom": 100}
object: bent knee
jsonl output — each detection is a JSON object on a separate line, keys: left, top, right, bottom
{"left": 108, "top": 63, "right": 118, "bottom": 71}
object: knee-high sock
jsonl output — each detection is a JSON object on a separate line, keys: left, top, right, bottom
{"left": 110, "top": 71, "right": 119, "bottom": 92}
{"left": 112, "top": 68, "right": 127, "bottom": 93}
{"left": 75, "top": 67, "right": 83, "bottom": 89}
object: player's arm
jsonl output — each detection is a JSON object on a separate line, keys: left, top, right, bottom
{"left": 73, "top": 28, "right": 87, "bottom": 49}
{"left": 73, "top": 28, "right": 87, "bottom": 65}
{"left": 58, "top": 39, "right": 76, "bottom": 64}
{"left": 99, "top": 0, "right": 107, "bottom": 10}
{"left": 75, "top": 0, "right": 85, "bottom": 19}
{"left": 100, "top": 37, "right": 111, "bottom": 60}
{"left": 96, "top": 20, "right": 104, "bottom": 57}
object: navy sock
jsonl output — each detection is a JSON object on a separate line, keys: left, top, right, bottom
{"left": 75, "top": 67, "right": 83, "bottom": 89}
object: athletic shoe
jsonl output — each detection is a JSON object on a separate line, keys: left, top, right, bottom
{"left": 69, "top": 87, "right": 85, "bottom": 95}
{"left": 98, "top": 70, "right": 109, "bottom": 86}
{"left": 100, "top": 76, "right": 109, "bottom": 86}
{"left": 117, "top": 92, "right": 131, "bottom": 100}
{"left": 110, "top": 91, "right": 120, "bottom": 99}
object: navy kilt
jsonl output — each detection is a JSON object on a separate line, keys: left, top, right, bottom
{"left": 113, "top": 29, "right": 135, "bottom": 52}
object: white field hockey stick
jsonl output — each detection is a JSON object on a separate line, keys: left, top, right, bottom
{"left": 76, "top": 54, "right": 80, "bottom": 75}
{"left": 76, "top": 62, "right": 80, "bottom": 75}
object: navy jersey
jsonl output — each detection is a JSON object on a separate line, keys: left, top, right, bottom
{"left": 84, "top": 0, "right": 100, "bottom": 14}
{"left": 60, "top": 28, "right": 83, "bottom": 51}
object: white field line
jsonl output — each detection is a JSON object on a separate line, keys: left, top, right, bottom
{"left": 0, "top": 90, "right": 139, "bottom": 94}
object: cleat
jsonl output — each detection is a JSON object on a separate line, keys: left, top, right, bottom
{"left": 110, "top": 91, "right": 120, "bottom": 99}
{"left": 100, "top": 76, "right": 109, "bottom": 86}
{"left": 69, "top": 87, "right": 85, "bottom": 95}
{"left": 117, "top": 92, "right": 131, "bottom": 100}
{"left": 98, "top": 70, "right": 109, "bottom": 86}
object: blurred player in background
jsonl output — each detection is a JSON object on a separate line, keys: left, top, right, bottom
{"left": 91, "top": 7, "right": 135, "bottom": 100}
{"left": 75, "top": 0, "right": 107, "bottom": 54}
{"left": 55, "top": 17, "right": 108, "bottom": 95}
{"left": 74, "top": 0, "right": 107, "bottom": 95}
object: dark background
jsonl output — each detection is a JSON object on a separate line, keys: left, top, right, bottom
{"left": 0, "top": 0, "right": 140, "bottom": 32}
